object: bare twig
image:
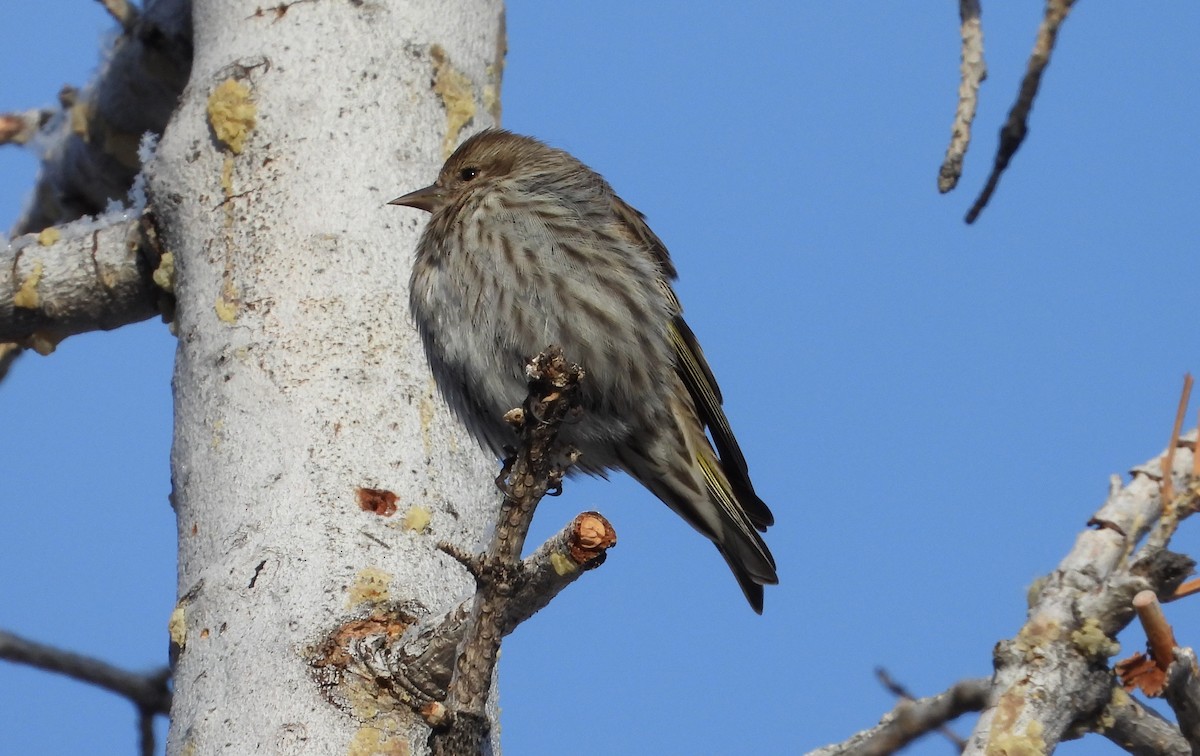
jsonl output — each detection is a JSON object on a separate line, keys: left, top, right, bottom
{"left": 1165, "top": 647, "right": 1200, "bottom": 751}
{"left": 0, "top": 628, "right": 171, "bottom": 715}
{"left": 428, "top": 347, "right": 584, "bottom": 754}
{"left": 875, "top": 668, "right": 967, "bottom": 749}
{"left": 1134, "top": 590, "right": 1178, "bottom": 672}
{"left": 965, "top": 0, "right": 1077, "bottom": 224}
{"left": 806, "top": 677, "right": 990, "bottom": 755}
{"left": 937, "top": 0, "right": 985, "bottom": 193}
{"left": 137, "top": 705, "right": 158, "bottom": 756}
{"left": 1159, "top": 374, "right": 1193, "bottom": 511}
{"left": 366, "top": 511, "right": 617, "bottom": 705}
{"left": 1096, "top": 685, "right": 1190, "bottom": 755}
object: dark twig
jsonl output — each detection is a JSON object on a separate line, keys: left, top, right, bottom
{"left": 807, "top": 677, "right": 990, "bottom": 755}
{"left": 137, "top": 703, "right": 158, "bottom": 756}
{"left": 875, "top": 668, "right": 968, "bottom": 750}
{"left": 0, "top": 628, "right": 172, "bottom": 715}
{"left": 428, "top": 347, "right": 584, "bottom": 754}
{"left": 937, "top": 0, "right": 985, "bottom": 194}
{"left": 965, "top": 0, "right": 1077, "bottom": 223}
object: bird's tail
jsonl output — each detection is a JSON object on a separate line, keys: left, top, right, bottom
{"left": 626, "top": 390, "right": 777, "bottom": 613}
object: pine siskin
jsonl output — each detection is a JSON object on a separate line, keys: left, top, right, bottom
{"left": 390, "top": 130, "right": 777, "bottom": 612}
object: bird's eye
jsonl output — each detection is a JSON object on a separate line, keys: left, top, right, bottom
{"left": 459, "top": 167, "right": 479, "bottom": 181}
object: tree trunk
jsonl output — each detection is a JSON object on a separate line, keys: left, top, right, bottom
{"left": 146, "top": 1, "right": 505, "bottom": 751}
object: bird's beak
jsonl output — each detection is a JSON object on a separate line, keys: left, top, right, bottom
{"left": 388, "top": 184, "right": 443, "bottom": 213}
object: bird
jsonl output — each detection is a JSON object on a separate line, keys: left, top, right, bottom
{"left": 389, "top": 129, "right": 777, "bottom": 611}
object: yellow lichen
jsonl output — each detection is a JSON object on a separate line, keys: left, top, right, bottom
{"left": 215, "top": 280, "right": 239, "bottom": 323}
{"left": 168, "top": 603, "right": 187, "bottom": 649}
{"left": 69, "top": 101, "right": 91, "bottom": 139}
{"left": 987, "top": 731, "right": 1046, "bottom": 756}
{"left": 348, "top": 726, "right": 409, "bottom": 756}
{"left": 1025, "top": 575, "right": 1047, "bottom": 609}
{"left": 550, "top": 552, "right": 576, "bottom": 576}
{"left": 482, "top": 83, "right": 500, "bottom": 123}
{"left": 37, "top": 227, "right": 60, "bottom": 246}
{"left": 12, "top": 260, "right": 43, "bottom": 309}
{"left": 219, "top": 156, "right": 235, "bottom": 196}
{"left": 152, "top": 252, "right": 175, "bottom": 293}
{"left": 419, "top": 383, "right": 436, "bottom": 456}
{"left": 348, "top": 567, "right": 391, "bottom": 607}
{"left": 430, "top": 45, "right": 475, "bottom": 159}
{"left": 1013, "top": 616, "right": 1061, "bottom": 663}
{"left": 28, "top": 331, "right": 61, "bottom": 355}
{"left": 207, "top": 79, "right": 256, "bottom": 155}
{"left": 402, "top": 505, "right": 431, "bottom": 533}
{"left": 1071, "top": 617, "right": 1120, "bottom": 660}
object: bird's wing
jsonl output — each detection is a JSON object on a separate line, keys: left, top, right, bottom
{"left": 612, "top": 196, "right": 773, "bottom": 531}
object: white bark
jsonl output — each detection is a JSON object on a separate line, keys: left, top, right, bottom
{"left": 0, "top": 215, "right": 161, "bottom": 345}
{"left": 146, "top": 1, "right": 504, "bottom": 752}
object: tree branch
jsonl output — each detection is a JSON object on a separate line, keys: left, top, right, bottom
{"left": 0, "top": 628, "right": 172, "bottom": 715}
{"left": 1095, "top": 685, "right": 1190, "bottom": 756}
{"left": 376, "top": 511, "right": 617, "bottom": 706}
{"left": 1165, "top": 647, "right": 1200, "bottom": 752}
{"left": 937, "top": 0, "right": 985, "bottom": 194}
{"left": 964, "top": 428, "right": 1198, "bottom": 754}
{"left": 0, "top": 214, "right": 169, "bottom": 349}
{"left": 429, "top": 347, "right": 585, "bottom": 754}
{"left": 965, "top": 0, "right": 1077, "bottom": 223}
{"left": 310, "top": 351, "right": 614, "bottom": 747}
{"left": 807, "top": 677, "right": 990, "bottom": 755}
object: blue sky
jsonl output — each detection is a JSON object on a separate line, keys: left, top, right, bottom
{"left": 3, "top": 2, "right": 1199, "bottom": 754}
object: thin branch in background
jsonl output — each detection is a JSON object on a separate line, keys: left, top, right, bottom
{"left": 0, "top": 629, "right": 172, "bottom": 718}
{"left": 965, "top": 0, "right": 1077, "bottom": 224}
{"left": 96, "top": 0, "right": 140, "bottom": 31}
{"left": 429, "top": 347, "right": 584, "bottom": 755}
{"left": 807, "top": 677, "right": 990, "bottom": 756}
{"left": 137, "top": 704, "right": 158, "bottom": 756}
{"left": 875, "top": 668, "right": 967, "bottom": 750}
{"left": 1159, "top": 373, "right": 1193, "bottom": 510}
{"left": 937, "top": 0, "right": 986, "bottom": 194}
